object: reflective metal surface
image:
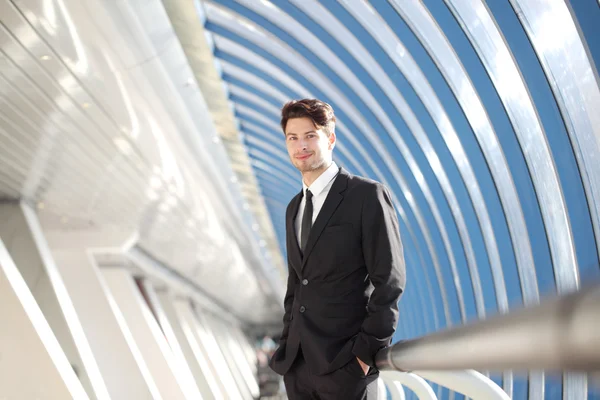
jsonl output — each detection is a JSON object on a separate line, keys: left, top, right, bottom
{"left": 446, "top": 0, "right": 578, "bottom": 302}
{"left": 510, "top": 0, "right": 600, "bottom": 265}
{"left": 376, "top": 284, "right": 600, "bottom": 371}
{"left": 385, "top": 0, "right": 540, "bottom": 309}
{"left": 511, "top": 0, "right": 600, "bottom": 395}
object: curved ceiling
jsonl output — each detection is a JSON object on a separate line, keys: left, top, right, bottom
{"left": 197, "top": 0, "right": 600, "bottom": 398}
{"left": 0, "top": 0, "right": 285, "bottom": 325}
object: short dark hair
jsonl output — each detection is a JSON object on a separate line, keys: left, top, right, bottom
{"left": 280, "top": 98, "right": 336, "bottom": 136}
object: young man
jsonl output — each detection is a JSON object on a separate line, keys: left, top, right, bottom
{"left": 269, "top": 98, "right": 406, "bottom": 399}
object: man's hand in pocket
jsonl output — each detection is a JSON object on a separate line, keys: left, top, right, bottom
{"left": 356, "top": 357, "right": 369, "bottom": 376}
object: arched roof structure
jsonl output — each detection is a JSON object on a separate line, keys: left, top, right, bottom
{"left": 197, "top": 1, "right": 600, "bottom": 398}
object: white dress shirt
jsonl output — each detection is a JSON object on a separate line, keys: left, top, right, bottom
{"left": 295, "top": 161, "right": 340, "bottom": 247}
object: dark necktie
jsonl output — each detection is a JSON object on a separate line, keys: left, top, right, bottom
{"left": 300, "top": 189, "right": 313, "bottom": 252}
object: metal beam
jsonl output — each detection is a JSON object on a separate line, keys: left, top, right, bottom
{"left": 377, "top": 284, "right": 600, "bottom": 371}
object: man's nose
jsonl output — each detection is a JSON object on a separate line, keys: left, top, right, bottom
{"left": 296, "top": 139, "right": 308, "bottom": 150}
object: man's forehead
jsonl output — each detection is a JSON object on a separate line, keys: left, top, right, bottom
{"left": 287, "top": 116, "right": 316, "bottom": 128}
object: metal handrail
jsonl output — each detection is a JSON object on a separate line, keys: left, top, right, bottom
{"left": 376, "top": 283, "right": 600, "bottom": 372}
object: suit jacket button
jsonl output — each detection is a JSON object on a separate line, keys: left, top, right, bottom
{"left": 299, "top": 306, "right": 306, "bottom": 313}
{"left": 302, "top": 279, "right": 308, "bottom": 286}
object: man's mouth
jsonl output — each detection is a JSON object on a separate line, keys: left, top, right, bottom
{"left": 296, "top": 153, "right": 312, "bottom": 161}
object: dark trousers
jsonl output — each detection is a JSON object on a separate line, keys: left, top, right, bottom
{"left": 283, "top": 347, "right": 379, "bottom": 400}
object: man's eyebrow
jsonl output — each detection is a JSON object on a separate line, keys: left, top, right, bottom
{"left": 285, "top": 130, "right": 317, "bottom": 136}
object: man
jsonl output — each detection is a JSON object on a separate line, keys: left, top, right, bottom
{"left": 269, "top": 98, "right": 406, "bottom": 399}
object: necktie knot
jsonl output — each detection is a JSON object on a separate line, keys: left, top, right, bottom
{"left": 305, "top": 189, "right": 313, "bottom": 200}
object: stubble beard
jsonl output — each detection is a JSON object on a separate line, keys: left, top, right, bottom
{"left": 295, "top": 156, "right": 327, "bottom": 174}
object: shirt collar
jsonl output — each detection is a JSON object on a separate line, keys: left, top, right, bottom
{"left": 302, "top": 161, "right": 339, "bottom": 197}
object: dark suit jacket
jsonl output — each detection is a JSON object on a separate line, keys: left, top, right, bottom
{"left": 269, "top": 168, "right": 405, "bottom": 376}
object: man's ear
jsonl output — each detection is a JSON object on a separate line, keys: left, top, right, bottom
{"left": 328, "top": 131, "right": 336, "bottom": 150}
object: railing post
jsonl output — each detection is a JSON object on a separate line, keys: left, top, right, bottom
{"left": 382, "top": 377, "right": 406, "bottom": 400}
{"left": 415, "top": 370, "right": 509, "bottom": 400}
{"left": 377, "top": 377, "right": 388, "bottom": 400}
{"left": 380, "top": 371, "right": 437, "bottom": 399}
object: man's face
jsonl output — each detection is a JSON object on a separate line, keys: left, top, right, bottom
{"left": 285, "top": 117, "right": 336, "bottom": 174}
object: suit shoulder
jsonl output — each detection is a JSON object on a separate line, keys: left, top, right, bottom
{"left": 285, "top": 197, "right": 294, "bottom": 212}
{"left": 348, "top": 174, "right": 388, "bottom": 193}
{"left": 286, "top": 192, "right": 302, "bottom": 212}
{"left": 347, "top": 175, "right": 395, "bottom": 210}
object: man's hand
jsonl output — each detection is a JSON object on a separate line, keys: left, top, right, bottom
{"left": 356, "top": 357, "right": 369, "bottom": 376}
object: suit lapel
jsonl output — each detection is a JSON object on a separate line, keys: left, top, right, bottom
{"left": 286, "top": 191, "right": 303, "bottom": 275}
{"left": 301, "top": 168, "right": 349, "bottom": 269}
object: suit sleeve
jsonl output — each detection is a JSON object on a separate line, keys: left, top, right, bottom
{"left": 279, "top": 264, "right": 298, "bottom": 341}
{"left": 352, "top": 183, "right": 406, "bottom": 366}
{"left": 278, "top": 199, "right": 300, "bottom": 343}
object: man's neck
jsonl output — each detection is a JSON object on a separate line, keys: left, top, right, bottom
{"left": 302, "top": 162, "right": 331, "bottom": 187}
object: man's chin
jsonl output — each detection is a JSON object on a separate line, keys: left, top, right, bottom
{"left": 297, "top": 165, "right": 317, "bottom": 173}
{"left": 293, "top": 159, "right": 326, "bottom": 173}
